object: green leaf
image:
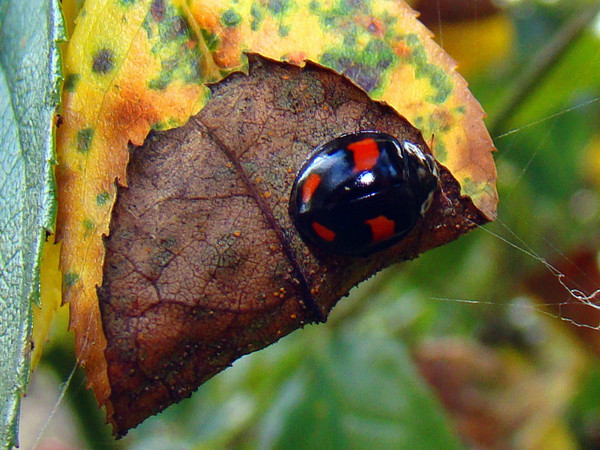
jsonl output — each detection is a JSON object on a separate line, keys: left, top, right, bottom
{"left": 0, "top": 0, "right": 64, "bottom": 447}
{"left": 258, "top": 333, "right": 463, "bottom": 450}
{"left": 505, "top": 31, "right": 600, "bottom": 131}
{"left": 127, "top": 325, "right": 463, "bottom": 448}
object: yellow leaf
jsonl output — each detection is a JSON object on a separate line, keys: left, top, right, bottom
{"left": 186, "top": 0, "right": 498, "bottom": 218}
{"left": 55, "top": 0, "right": 219, "bottom": 409}
{"left": 31, "top": 236, "right": 64, "bottom": 370}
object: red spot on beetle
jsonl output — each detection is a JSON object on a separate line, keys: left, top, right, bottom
{"left": 302, "top": 173, "right": 322, "bottom": 203}
{"left": 312, "top": 221, "right": 336, "bottom": 242}
{"left": 347, "top": 138, "right": 379, "bottom": 172}
{"left": 365, "top": 215, "right": 396, "bottom": 243}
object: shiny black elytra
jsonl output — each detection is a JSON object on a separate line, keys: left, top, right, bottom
{"left": 288, "top": 131, "right": 439, "bottom": 256}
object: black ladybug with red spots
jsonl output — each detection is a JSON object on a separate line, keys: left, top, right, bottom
{"left": 289, "top": 131, "right": 439, "bottom": 256}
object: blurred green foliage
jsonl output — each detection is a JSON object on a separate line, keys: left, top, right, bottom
{"left": 33, "top": 0, "right": 600, "bottom": 448}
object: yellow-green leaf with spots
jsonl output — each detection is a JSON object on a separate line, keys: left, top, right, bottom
{"left": 55, "top": 0, "right": 219, "bottom": 409}
{"left": 187, "top": 0, "right": 497, "bottom": 217}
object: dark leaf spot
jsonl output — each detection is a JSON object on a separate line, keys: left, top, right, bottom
{"left": 77, "top": 128, "right": 94, "bottom": 153}
{"left": 64, "top": 272, "right": 80, "bottom": 288}
{"left": 168, "top": 15, "right": 188, "bottom": 39}
{"left": 201, "top": 29, "right": 220, "bottom": 51}
{"left": 267, "top": 0, "right": 289, "bottom": 15}
{"left": 250, "top": 4, "right": 264, "bottom": 31}
{"left": 221, "top": 9, "right": 242, "bottom": 27}
{"left": 150, "top": 0, "right": 165, "bottom": 21}
{"left": 97, "top": 191, "right": 111, "bottom": 206}
{"left": 278, "top": 24, "right": 290, "bottom": 37}
{"left": 92, "top": 48, "right": 115, "bottom": 74}
{"left": 64, "top": 73, "right": 80, "bottom": 92}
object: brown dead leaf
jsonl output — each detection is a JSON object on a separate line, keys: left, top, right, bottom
{"left": 415, "top": 337, "right": 583, "bottom": 449}
{"left": 99, "top": 54, "right": 490, "bottom": 435}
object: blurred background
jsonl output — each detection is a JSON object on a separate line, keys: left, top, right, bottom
{"left": 23, "top": 0, "right": 600, "bottom": 448}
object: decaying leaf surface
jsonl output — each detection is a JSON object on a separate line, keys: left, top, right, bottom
{"left": 55, "top": 0, "right": 219, "bottom": 410}
{"left": 100, "top": 55, "right": 490, "bottom": 435}
{"left": 187, "top": 0, "right": 497, "bottom": 217}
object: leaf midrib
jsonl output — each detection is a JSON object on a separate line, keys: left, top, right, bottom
{"left": 197, "top": 116, "right": 326, "bottom": 324}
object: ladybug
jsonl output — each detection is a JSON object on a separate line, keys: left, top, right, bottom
{"left": 289, "top": 131, "right": 439, "bottom": 256}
